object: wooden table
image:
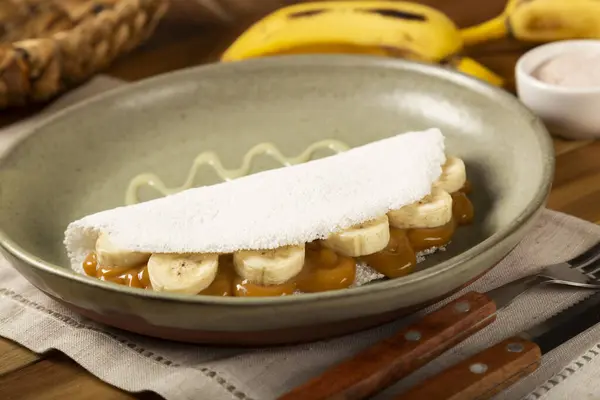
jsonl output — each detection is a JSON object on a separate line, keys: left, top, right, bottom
{"left": 0, "top": 1, "right": 598, "bottom": 398}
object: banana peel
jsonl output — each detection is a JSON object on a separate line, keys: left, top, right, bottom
{"left": 221, "top": 1, "right": 504, "bottom": 87}
{"left": 462, "top": 0, "right": 600, "bottom": 46}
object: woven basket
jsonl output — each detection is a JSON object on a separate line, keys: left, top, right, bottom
{"left": 0, "top": 0, "right": 169, "bottom": 109}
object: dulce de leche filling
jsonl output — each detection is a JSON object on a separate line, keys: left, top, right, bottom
{"left": 82, "top": 182, "right": 474, "bottom": 296}
{"left": 296, "top": 244, "right": 357, "bottom": 293}
{"left": 200, "top": 255, "right": 236, "bottom": 296}
{"left": 362, "top": 228, "right": 416, "bottom": 278}
{"left": 83, "top": 252, "right": 152, "bottom": 290}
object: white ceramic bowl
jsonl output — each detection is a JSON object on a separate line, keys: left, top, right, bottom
{"left": 515, "top": 40, "right": 600, "bottom": 140}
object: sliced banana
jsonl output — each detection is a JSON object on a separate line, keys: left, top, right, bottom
{"left": 388, "top": 188, "right": 453, "bottom": 229}
{"left": 147, "top": 253, "right": 219, "bottom": 294}
{"left": 322, "top": 215, "right": 390, "bottom": 257}
{"left": 433, "top": 156, "right": 467, "bottom": 193}
{"left": 234, "top": 245, "right": 305, "bottom": 286}
{"left": 95, "top": 232, "right": 151, "bottom": 268}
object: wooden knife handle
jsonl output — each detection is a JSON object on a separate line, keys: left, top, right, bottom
{"left": 278, "top": 291, "right": 497, "bottom": 400}
{"left": 397, "top": 336, "right": 542, "bottom": 400}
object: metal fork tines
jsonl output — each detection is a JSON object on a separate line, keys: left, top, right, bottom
{"left": 568, "top": 241, "right": 600, "bottom": 279}
{"left": 487, "top": 241, "right": 600, "bottom": 311}
{"left": 540, "top": 241, "right": 600, "bottom": 288}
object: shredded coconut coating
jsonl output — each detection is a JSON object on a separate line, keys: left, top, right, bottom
{"left": 65, "top": 129, "right": 445, "bottom": 269}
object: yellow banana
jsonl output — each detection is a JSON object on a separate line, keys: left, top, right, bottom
{"left": 447, "top": 57, "right": 505, "bottom": 87}
{"left": 221, "top": 1, "right": 504, "bottom": 86}
{"left": 462, "top": 0, "right": 600, "bottom": 46}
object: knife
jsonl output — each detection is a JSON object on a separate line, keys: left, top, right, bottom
{"left": 278, "top": 276, "right": 543, "bottom": 400}
{"left": 396, "top": 291, "right": 600, "bottom": 400}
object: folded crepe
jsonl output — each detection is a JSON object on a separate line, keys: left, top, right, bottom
{"left": 65, "top": 128, "right": 446, "bottom": 272}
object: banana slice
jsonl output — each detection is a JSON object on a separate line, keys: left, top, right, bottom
{"left": 234, "top": 245, "right": 305, "bottom": 286}
{"left": 323, "top": 215, "right": 390, "bottom": 257}
{"left": 95, "top": 232, "right": 150, "bottom": 268}
{"left": 147, "top": 253, "right": 219, "bottom": 294}
{"left": 433, "top": 156, "right": 467, "bottom": 194}
{"left": 388, "top": 188, "right": 453, "bottom": 229}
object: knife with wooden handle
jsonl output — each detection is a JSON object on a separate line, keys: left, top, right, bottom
{"left": 278, "top": 275, "right": 541, "bottom": 400}
{"left": 396, "top": 291, "right": 600, "bottom": 400}
{"left": 279, "top": 291, "right": 496, "bottom": 400}
{"left": 396, "top": 337, "right": 541, "bottom": 400}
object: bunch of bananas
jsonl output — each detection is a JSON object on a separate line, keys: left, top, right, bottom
{"left": 221, "top": 1, "right": 504, "bottom": 86}
{"left": 221, "top": 0, "right": 600, "bottom": 88}
{"left": 462, "top": 0, "right": 600, "bottom": 46}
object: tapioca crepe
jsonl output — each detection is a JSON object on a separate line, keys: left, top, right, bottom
{"left": 64, "top": 128, "right": 446, "bottom": 271}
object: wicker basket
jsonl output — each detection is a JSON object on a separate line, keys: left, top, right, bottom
{"left": 0, "top": 0, "right": 169, "bottom": 108}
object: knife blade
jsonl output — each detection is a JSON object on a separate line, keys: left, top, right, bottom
{"left": 278, "top": 275, "right": 543, "bottom": 400}
{"left": 396, "top": 291, "right": 600, "bottom": 400}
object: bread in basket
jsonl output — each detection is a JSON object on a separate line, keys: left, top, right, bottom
{"left": 0, "top": 0, "right": 168, "bottom": 108}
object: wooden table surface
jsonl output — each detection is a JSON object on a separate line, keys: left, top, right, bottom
{"left": 0, "top": 1, "right": 599, "bottom": 399}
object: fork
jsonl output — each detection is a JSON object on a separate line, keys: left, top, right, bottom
{"left": 485, "top": 241, "right": 600, "bottom": 312}
{"left": 535, "top": 241, "right": 600, "bottom": 288}
{"left": 279, "top": 242, "right": 600, "bottom": 400}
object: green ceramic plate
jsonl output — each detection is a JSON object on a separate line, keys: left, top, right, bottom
{"left": 0, "top": 55, "right": 553, "bottom": 345}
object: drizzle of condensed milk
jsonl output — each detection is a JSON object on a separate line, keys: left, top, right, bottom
{"left": 532, "top": 51, "right": 600, "bottom": 88}
{"left": 125, "top": 139, "right": 350, "bottom": 205}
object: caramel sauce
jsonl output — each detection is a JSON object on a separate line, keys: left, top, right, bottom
{"left": 139, "top": 266, "right": 152, "bottom": 288}
{"left": 201, "top": 271, "right": 234, "bottom": 296}
{"left": 82, "top": 252, "right": 151, "bottom": 289}
{"left": 96, "top": 266, "right": 135, "bottom": 280}
{"left": 123, "top": 268, "right": 147, "bottom": 289}
{"left": 233, "top": 277, "right": 296, "bottom": 297}
{"left": 407, "top": 220, "right": 456, "bottom": 252}
{"left": 82, "top": 252, "right": 98, "bottom": 276}
{"left": 296, "top": 244, "right": 356, "bottom": 292}
{"left": 460, "top": 180, "right": 472, "bottom": 194}
{"left": 362, "top": 228, "right": 416, "bottom": 278}
{"left": 200, "top": 256, "right": 235, "bottom": 296}
{"left": 451, "top": 192, "right": 474, "bottom": 225}
{"left": 402, "top": 181, "right": 473, "bottom": 252}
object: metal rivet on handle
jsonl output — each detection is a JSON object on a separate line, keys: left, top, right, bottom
{"left": 507, "top": 342, "right": 525, "bottom": 353}
{"left": 469, "top": 363, "right": 488, "bottom": 374}
{"left": 404, "top": 330, "right": 422, "bottom": 342}
{"left": 454, "top": 301, "right": 471, "bottom": 313}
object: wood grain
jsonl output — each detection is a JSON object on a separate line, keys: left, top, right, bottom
{"left": 397, "top": 337, "right": 541, "bottom": 400}
{"left": 0, "top": 340, "right": 41, "bottom": 377}
{"left": 548, "top": 141, "right": 600, "bottom": 223}
{"left": 553, "top": 138, "right": 593, "bottom": 157}
{"left": 279, "top": 292, "right": 496, "bottom": 400}
{"left": 0, "top": 0, "right": 598, "bottom": 398}
{"left": 0, "top": 353, "right": 160, "bottom": 400}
